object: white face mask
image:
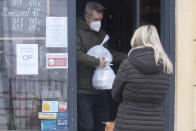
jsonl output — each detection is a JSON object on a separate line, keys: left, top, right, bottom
{"left": 90, "top": 21, "right": 101, "bottom": 32}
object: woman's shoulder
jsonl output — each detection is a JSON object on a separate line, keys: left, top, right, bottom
{"left": 119, "top": 58, "right": 135, "bottom": 71}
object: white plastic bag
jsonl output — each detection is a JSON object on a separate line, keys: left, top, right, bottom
{"left": 87, "top": 34, "right": 116, "bottom": 90}
{"left": 87, "top": 35, "right": 115, "bottom": 90}
{"left": 92, "top": 66, "right": 115, "bottom": 90}
{"left": 87, "top": 35, "right": 112, "bottom": 63}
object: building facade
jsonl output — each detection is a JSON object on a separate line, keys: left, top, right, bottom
{"left": 175, "top": 0, "right": 196, "bottom": 131}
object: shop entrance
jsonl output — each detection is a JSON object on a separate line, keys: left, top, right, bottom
{"left": 76, "top": 0, "right": 175, "bottom": 131}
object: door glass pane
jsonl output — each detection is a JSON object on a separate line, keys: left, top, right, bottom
{"left": 140, "top": 0, "right": 160, "bottom": 32}
{"left": 0, "top": 0, "right": 68, "bottom": 130}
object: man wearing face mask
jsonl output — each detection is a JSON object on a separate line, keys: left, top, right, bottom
{"left": 77, "top": 2, "right": 126, "bottom": 131}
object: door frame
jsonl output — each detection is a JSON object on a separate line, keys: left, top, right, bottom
{"left": 68, "top": 0, "right": 77, "bottom": 130}
{"left": 161, "top": 0, "right": 175, "bottom": 131}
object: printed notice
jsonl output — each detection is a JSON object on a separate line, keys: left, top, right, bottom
{"left": 41, "top": 120, "right": 57, "bottom": 130}
{"left": 42, "top": 101, "right": 59, "bottom": 112}
{"left": 59, "top": 102, "right": 68, "bottom": 112}
{"left": 16, "top": 44, "right": 38, "bottom": 75}
{"left": 46, "top": 17, "right": 68, "bottom": 47}
{"left": 46, "top": 53, "right": 68, "bottom": 69}
{"left": 38, "top": 112, "right": 57, "bottom": 119}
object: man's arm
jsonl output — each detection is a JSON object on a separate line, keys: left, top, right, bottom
{"left": 77, "top": 33, "right": 106, "bottom": 68}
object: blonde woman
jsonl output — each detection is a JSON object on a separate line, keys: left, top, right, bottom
{"left": 112, "top": 25, "right": 173, "bottom": 131}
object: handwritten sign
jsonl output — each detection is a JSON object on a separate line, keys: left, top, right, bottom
{"left": 0, "top": 0, "right": 47, "bottom": 37}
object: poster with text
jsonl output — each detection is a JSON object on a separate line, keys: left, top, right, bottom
{"left": 16, "top": 44, "right": 38, "bottom": 75}
{"left": 46, "top": 17, "right": 68, "bottom": 48}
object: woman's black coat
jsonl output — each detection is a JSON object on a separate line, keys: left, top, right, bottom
{"left": 112, "top": 47, "right": 170, "bottom": 131}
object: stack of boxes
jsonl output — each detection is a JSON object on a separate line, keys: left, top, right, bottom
{"left": 39, "top": 101, "right": 68, "bottom": 130}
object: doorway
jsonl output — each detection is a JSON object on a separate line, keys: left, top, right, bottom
{"left": 74, "top": 0, "right": 175, "bottom": 131}
{"left": 77, "top": 0, "right": 160, "bottom": 53}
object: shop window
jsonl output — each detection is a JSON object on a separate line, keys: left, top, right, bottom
{"left": 0, "top": 0, "right": 69, "bottom": 130}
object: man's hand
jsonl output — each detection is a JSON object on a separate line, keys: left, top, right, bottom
{"left": 99, "top": 57, "right": 106, "bottom": 67}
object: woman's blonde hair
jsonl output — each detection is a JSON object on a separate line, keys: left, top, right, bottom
{"left": 128, "top": 25, "right": 173, "bottom": 74}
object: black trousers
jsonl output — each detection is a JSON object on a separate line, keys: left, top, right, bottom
{"left": 77, "top": 92, "right": 110, "bottom": 131}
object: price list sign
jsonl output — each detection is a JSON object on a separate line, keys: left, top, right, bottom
{"left": 0, "top": 0, "right": 47, "bottom": 38}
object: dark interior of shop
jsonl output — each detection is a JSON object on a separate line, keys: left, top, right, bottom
{"left": 77, "top": 0, "right": 160, "bottom": 52}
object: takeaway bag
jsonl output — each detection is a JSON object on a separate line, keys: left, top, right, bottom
{"left": 92, "top": 66, "right": 115, "bottom": 90}
{"left": 87, "top": 45, "right": 112, "bottom": 63}
{"left": 87, "top": 35, "right": 115, "bottom": 90}
{"left": 87, "top": 34, "right": 113, "bottom": 63}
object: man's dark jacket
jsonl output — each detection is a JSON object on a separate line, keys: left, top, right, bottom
{"left": 77, "top": 18, "right": 125, "bottom": 94}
